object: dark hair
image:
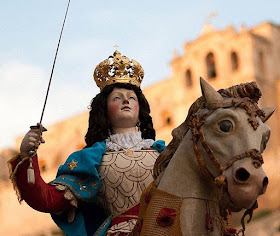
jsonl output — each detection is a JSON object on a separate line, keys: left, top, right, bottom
{"left": 84, "top": 83, "right": 155, "bottom": 148}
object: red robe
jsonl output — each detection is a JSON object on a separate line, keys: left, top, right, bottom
{"left": 9, "top": 154, "right": 72, "bottom": 213}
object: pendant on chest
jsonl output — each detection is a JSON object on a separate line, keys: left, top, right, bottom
{"left": 125, "top": 150, "right": 134, "bottom": 156}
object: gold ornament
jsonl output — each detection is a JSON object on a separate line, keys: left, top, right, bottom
{"left": 94, "top": 49, "right": 144, "bottom": 90}
{"left": 67, "top": 160, "right": 78, "bottom": 170}
{"left": 125, "top": 150, "right": 134, "bottom": 156}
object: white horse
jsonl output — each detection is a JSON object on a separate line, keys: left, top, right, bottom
{"left": 132, "top": 78, "right": 274, "bottom": 236}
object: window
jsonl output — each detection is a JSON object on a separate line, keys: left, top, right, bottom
{"left": 186, "top": 69, "right": 192, "bottom": 87}
{"left": 231, "top": 51, "right": 239, "bottom": 71}
{"left": 206, "top": 52, "right": 217, "bottom": 79}
{"left": 162, "top": 110, "right": 173, "bottom": 126}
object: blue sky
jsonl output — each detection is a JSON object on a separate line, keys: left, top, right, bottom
{"left": 1, "top": 0, "right": 280, "bottom": 149}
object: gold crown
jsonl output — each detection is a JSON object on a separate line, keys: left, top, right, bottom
{"left": 93, "top": 50, "right": 144, "bottom": 90}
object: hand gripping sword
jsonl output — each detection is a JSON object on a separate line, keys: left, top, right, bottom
{"left": 27, "top": 0, "right": 71, "bottom": 184}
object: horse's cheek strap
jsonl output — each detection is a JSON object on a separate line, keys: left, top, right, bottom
{"left": 192, "top": 128, "right": 224, "bottom": 185}
{"left": 193, "top": 139, "right": 214, "bottom": 183}
{"left": 198, "top": 129, "right": 223, "bottom": 173}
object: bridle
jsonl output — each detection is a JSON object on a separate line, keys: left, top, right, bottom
{"left": 187, "top": 97, "right": 265, "bottom": 185}
{"left": 187, "top": 97, "right": 266, "bottom": 235}
{"left": 187, "top": 97, "right": 265, "bottom": 235}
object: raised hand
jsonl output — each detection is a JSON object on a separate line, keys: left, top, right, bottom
{"left": 20, "top": 124, "right": 47, "bottom": 158}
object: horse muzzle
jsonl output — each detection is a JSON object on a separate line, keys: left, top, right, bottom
{"left": 223, "top": 157, "right": 268, "bottom": 210}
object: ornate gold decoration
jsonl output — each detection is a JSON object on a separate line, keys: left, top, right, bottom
{"left": 67, "top": 160, "right": 78, "bottom": 170}
{"left": 94, "top": 50, "right": 144, "bottom": 90}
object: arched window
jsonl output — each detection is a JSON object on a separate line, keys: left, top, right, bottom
{"left": 231, "top": 51, "right": 239, "bottom": 72}
{"left": 206, "top": 52, "right": 216, "bottom": 79}
{"left": 162, "top": 110, "right": 173, "bottom": 126}
{"left": 186, "top": 69, "right": 192, "bottom": 87}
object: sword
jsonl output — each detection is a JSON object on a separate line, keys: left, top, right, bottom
{"left": 27, "top": 0, "right": 71, "bottom": 184}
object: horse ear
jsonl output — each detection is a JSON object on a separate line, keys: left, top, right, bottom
{"left": 261, "top": 107, "right": 275, "bottom": 123}
{"left": 200, "top": 77, "right": 223, "bottom": 109}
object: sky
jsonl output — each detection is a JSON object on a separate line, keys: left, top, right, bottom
{"left": 1, "top": 0, "right": 280, "bottom": 150}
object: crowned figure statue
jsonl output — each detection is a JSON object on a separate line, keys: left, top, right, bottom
{"left": 8, "top": 49, "right": 166, "bottom": 236}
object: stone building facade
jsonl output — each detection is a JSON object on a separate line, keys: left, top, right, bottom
{"left": 1, "top": 21, "right": 280, "bottom": 235}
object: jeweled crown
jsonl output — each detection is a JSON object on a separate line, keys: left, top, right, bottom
{"left": 93, "top": 50, "right": 144, "bottom": 90}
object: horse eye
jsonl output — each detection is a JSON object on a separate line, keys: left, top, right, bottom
{"left": 219, "top": 120, "right": 233, "bottom": 132}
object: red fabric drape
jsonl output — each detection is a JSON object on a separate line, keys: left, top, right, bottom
{"left": 10, "top": 155, "right": 71, "bottom": 213}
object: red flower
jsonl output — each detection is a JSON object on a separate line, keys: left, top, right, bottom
{"left": 156, "top": 208, "right": 176, "bottom": 227}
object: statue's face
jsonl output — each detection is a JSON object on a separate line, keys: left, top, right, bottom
{"left": 107, "top": 88, "right": 139, "bottom": 130}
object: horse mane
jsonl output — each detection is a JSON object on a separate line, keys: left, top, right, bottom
{"left": 153, "top": 81, "right": 262, "bottom": 180}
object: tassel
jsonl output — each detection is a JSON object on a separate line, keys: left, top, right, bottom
{"left": 27, "top": 157, "right": 35, "bottom": 184}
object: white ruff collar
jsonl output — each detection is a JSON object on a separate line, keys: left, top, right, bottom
{"left": 105, "top": 131, "right": 154, "bottom": 151}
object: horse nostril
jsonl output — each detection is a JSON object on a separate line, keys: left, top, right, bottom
{"left": 263, "top": 177, "right": 269, "bottom": 193}
{"left": 235, "top": 168, "right": 250, "bottom": 182}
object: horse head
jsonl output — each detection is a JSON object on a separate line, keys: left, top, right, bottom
{"left": 197, "top": 78, "right": 273, "bottom": 213}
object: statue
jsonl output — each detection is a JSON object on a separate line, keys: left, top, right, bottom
{"left": 132, "top": 78, "right": 274, "bottom": 236}
{"left": 8, "top": 50, "right": 166, "bottom": 236}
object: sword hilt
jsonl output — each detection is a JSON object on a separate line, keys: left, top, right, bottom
{"left": 28, "top": 123, "right": 47, "bottom": 156}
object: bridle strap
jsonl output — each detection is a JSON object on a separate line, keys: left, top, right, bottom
{"left": 192, "top": 136, "right": 216, "bottom": 183}
{"left": 223, "top": 149, "right": 263, "bottom": 171}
